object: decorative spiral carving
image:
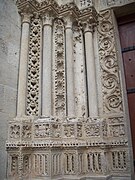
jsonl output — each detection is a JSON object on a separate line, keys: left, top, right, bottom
{"left": 98, "top": 10, "right": 123, "bottom": 113}
{"left": 103, "top": 75, "right": 117, "bottom": 89}
{"left": 107, "top": 95, "right": 122, "bottom": 109}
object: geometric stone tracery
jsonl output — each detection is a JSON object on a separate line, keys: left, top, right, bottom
{"left": 6, "top": 0, "right": 134, "bottom": 179}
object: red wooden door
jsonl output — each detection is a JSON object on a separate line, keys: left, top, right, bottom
{"left": 118, "top": 14, "right": 135, "bottom": 161}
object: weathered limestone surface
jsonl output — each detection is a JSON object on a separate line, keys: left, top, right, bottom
{"left": 1, "top": 0, "right": 135, "bottom": 179}
{"left": 0, "top": 0, "right": 21, "bottom": 179}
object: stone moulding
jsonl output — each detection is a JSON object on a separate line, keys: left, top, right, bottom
{"left": 105, "top": 0, "right": 135, "bottom": 8}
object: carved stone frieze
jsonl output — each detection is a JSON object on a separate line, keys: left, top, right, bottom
{"left": 6, "top": 116, "right": 130, "bottom": 179}
{"left": 7, "top": 116, "right": 128, "bottom": 146}
{"left": 98, "top": 10, "right": 123, "bottom": 113}
{"left": 106, "top": 0, "right": 135, "bottom": 7}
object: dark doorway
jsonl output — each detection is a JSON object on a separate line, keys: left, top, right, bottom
{"left": 118, "top": 14, "right": 135, "bottom": 163}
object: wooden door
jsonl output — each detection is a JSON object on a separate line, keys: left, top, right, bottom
{"left": 118, "top": 14, "right": 135, "bottom": 161}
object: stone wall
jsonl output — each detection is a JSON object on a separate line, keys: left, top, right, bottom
{"left": 0, "top": 0, "right": 135, "bottom": 179}
{"left": 0, "top": 0, "right": 20, "bottom": 179}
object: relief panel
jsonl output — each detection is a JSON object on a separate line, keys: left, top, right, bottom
{"left": 64, "top": 152, "right": 76, "bottom": 174}
{"left": 52, "top": 19, "right": 66, "bottom": 117}
{"left": 33, "top": 153, "right": 49, "bottom": 176}
{"left": 111, "top": 150, "right": 127, "bottom": 171}
{"left": 26, "top": 14, "right": 41, "bottom": 116}
{"left": 52, "top": 153, "right": 61, "bottom": 175}
{"left": 98, "top": 10, "right": 123, "bottom": 113}
{"left": 8, "top": 154, "right": 19, "bottom": 177}
{"left": 87, "top": 152, "right": 102, "bottom": 173}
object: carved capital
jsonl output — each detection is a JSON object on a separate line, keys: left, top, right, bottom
{"left": 64, "top": 16, "right": 73, "bottom": 29}
{"left": 79, "top": 6, "right": 98, "bottom": 32}
{"left": 21, "top": 13, "right": 32, "bottom": 24}
{"left": 79, "top": 20, "right": 96, "bottom": 33}
{"left": 63, "top": 12, "right": 77, "bottom": 30}
{"left": 42, "top": 11, "right": 54, "bottom": 27}
{"left": 83, "top": 22, "right": 95, "bottom": 33}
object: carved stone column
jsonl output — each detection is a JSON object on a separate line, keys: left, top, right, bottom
{"left": 42, "top": 13, "right": 53, "bottom": 116}
{"left": 65, "top": 16, "right": 75, "bottom": 117}
{"left": 17, "top": 13, "right": 31, "bottom": 117}
{"left": 83, "top": 23, "right": 98, "bottom": 117}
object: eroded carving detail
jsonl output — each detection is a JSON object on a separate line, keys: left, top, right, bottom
{"left": 87, "top": 152, "right": 102, "bottom": 173}
{"left": 23, "top": 155, "right": 30, "bottom": 176}
{"left": 26, "top": 14, "right": 41, "bottom": 116}
{"left": 98, "top": 10, "right": 123, "bottom": 113}
{"left": 52, "top": 153, "right": 61, "bottom": 175}
{"left": 64, "top": 153, "right": 75, "bottom": 174}
{"left": 51, "top": 123, "right": 61, "bottom": 138}
{"left": 111, "top": 151, "right": 127, "bottom": 170}
{"left": 34, "top": 123, "right": 50, "bottom": 138}
{"left": 22, "top": 125, "right": 32, "bottom": 139}
{"left": 79, "top": 0, "right": 93, "bottom": 8}
{"left": 107, "top": 0, "right": 135, "bottom": 6}
{"left": 9, "top": 155, "right": 18, "bottom": 176}
{"left": 108, "top": 116, "right": 125, "bottom": 137}
{"left": 9, "top": 124, "right": 20, "bottom": 139}
{"left": 33, "top": 153, "right": 49, "bottom": 176}
{"left": 73, "top": 25, "right": 87, "bottom": 117}
{"left": 53, "top": 19, "right": 66, "bottom": 117}
{"left": 85, "top": 124, "right": 100, "bottom": 137}
{"left": 63, "top": 124, "right": 75, "bottom": 138}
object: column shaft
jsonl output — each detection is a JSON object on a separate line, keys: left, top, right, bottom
{"left": 17, "top": 15, "right": 30, "bottom": 116}
{"left": 84, "top": 29, "right": 98, "bottom": 117}
{"left": 65, "top": 26, "right": 75, "bottom": 116}
{"left": 42, "top": 21, "right": 52, "bottom": 116}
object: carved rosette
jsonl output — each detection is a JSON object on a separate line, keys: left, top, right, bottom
{"left": 98, "top": 10, "right": 123, "bottom": 113}
{"left": 26, "top": 14, "right": 41, "bottom": 116}
{"left": 53, "top": 19, "right": 66, "bottom": 117}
